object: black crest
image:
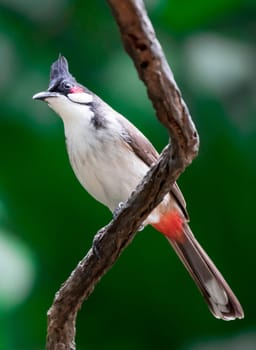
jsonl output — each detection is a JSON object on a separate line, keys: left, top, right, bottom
{"left": 48, "top": 55, "right": 77, "bottom": 91}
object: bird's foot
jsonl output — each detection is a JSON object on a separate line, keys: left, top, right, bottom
{"left": 113, "top": 202, "right": 125, "bottom": 219}
{"left": 113, "top": 202, "right": 145, "bottom": 232}
{"left": 138, "top": 223, "right": 145, "bottom": 232}
{"left": 92, "top": 228, "right": 105, "bottom": 259}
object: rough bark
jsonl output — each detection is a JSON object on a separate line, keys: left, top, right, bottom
{"left": 46, "top": 1, "right": 199, "bottom": 349}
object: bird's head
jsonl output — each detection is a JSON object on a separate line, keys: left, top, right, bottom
{"left": 33, "top": 55, "right": 93, "bottom": 119}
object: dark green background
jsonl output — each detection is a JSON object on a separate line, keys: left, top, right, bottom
{"left": 0, "top": 0, "right": 255, "bottom": 349}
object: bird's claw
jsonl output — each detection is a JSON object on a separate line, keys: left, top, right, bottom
{"left": 92, "top": 229, "right": 105, "bottom": 259}
{"left": 113, "top": 202, "right": 125, "bottom": 219}
{"left": 138, "top": 223, "right": 145, "bottom": 232}
{"left": 113, "top": 202, "right": 145, "bottom": 232}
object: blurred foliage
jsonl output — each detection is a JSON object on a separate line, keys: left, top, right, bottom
{"left": 0, "top": 0, "right": 255, "bottom": 349}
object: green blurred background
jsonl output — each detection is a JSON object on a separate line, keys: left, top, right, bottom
{"left": 0, "top": 0, "right": 255, "bottom": 349}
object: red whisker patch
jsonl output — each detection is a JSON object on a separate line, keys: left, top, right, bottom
{"left": 70, "top": 86, "right": 84, "bottom": 93}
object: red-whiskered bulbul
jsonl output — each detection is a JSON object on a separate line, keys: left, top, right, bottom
{"left": 33, "top": 55, "right": 244, "bottom": 320}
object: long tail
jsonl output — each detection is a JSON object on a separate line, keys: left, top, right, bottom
{"left": 153, "top": 216, "right": 244, "bottom": 320}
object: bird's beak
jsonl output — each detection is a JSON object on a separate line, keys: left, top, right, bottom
{"left": 33, "top": 91, "right": 60, "bottom": 101}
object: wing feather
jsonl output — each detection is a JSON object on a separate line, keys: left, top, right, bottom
{"left": 117, "top": 113, "right": 189, "bottom": 220}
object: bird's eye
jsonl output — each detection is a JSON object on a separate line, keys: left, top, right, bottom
{"left": 62, "top": 81, "right": 73, "bottom": 91}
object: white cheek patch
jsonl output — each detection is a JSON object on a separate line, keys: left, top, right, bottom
{"left": 67, "top": 92, "right": 93, "bottom": 104}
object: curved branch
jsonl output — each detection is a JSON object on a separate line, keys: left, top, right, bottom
{"left": 46, "top": 1, "right": 199, "bottom": 349}
{"left": 108, "top": 0, "right": 198, "bottom": 156}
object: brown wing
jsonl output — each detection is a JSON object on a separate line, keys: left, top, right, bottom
{"left": 117, "top": 112, "right": 189, "bottom": 220}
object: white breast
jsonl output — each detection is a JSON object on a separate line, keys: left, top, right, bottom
{"left": 47, "top": 95, "right": 149, "bottom": 212}
{"left": 67, "top": 123, "right": 149, "bottom": 211}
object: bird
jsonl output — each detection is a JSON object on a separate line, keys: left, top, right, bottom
{"left": 33, "top": 55, "right": 244, "bottom": 321}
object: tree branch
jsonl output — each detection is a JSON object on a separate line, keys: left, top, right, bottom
{"left": 46, "top": 0, "right": 199, "bottom": 349}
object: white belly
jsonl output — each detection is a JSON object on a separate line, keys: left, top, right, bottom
{"left": 65, "top": 119, "right": 149, "bottom": 212}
